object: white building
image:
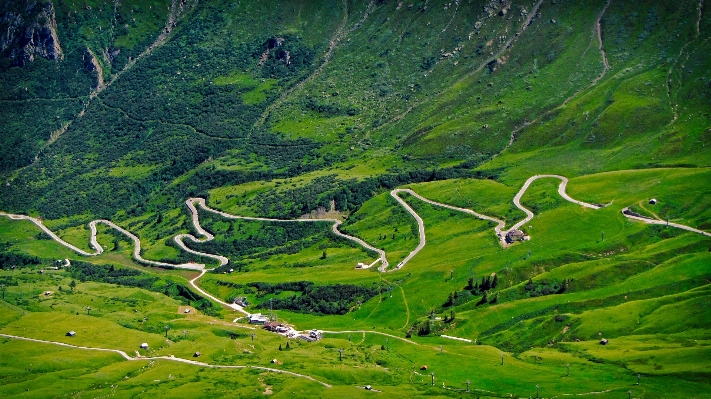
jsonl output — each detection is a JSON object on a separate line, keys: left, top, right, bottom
{"left": 249, "top": 313, "right": 268, "bottom": 324}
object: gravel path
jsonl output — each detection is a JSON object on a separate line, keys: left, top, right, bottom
{"left": 621, "top": 207, "right": 711, "bottom": 237}
{"left": 0, "top": 333, "right": 331, "bottom": 387}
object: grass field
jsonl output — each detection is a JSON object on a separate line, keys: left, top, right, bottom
{"left": 1, "top": 0, "right": 711, "bottom": 395}
{"left": 2, "top": 168, "right": 710, "bottom": 396}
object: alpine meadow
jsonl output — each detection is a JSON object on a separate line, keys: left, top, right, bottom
{"left": 0, "top": 0, "right": 710, "bottom": 397}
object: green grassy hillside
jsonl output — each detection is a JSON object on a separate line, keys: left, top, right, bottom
{"left": 1, "top": 0, "right": 710, "bottom": 397}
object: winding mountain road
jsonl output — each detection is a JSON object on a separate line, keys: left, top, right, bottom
{"left": 507, "top": 174, "right": 602, "bottom": 234}
{"left": 621, "top": 207, "right": 711, "bottom": 238}
{"left": 188, "top": 269, "right": 250, "bottom": 315}
{"left": 3, "top": 174, "right": 708, "bottom": 278}
{"left": 0, "top": 213, "right": 205, "bottom": 270}
{"left": 184, "top": 198, "right": 388, "bottom": 269}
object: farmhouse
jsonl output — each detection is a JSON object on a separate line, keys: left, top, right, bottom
{"left": 249, "top": 313, "right": 268, "bottom": 324}
{"left": 66, "top": 331, "right": 76, "bottom": 337}
{"left": 263, "top": 321, "right": 280, "bottom": 331}
{"left": 505, "top": 229, "right": 529, "bottom": 243}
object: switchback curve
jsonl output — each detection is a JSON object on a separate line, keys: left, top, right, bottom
{"left": 1, "top": 175, "right": 708, "bottom": 277}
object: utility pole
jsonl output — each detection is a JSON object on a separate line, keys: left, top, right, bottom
{"left": 450, "top": 270, "right": 453, "bottom": 280}
{"left": 431, "top": 372, "right": 435, "bottom": 386}
{"left": 501, "top": 353, "right": 504, "bottom": 365}
{"left": 250, "top": 333, "right": 255, "bottom": 342}
{"left": 183, "top": 330, "right": 188, "bottom": 339}
{"left": 164, "top": 325, "right": 170, "bottom": 337}
{"left": 465, "top": 380, "right": 470, "bottom": 392}
{"left": 666, "top": 216, "right": 669, "bottom": 227}
{"left": 86, "top": 306, "right": 91, "bottom": 316}
{"left": 385, "top": 338, "right": 389, "bottom": 351}
{"left": 628, "top": 390, "right": 632, "bottom": 399}
{"left": 269, "top": 298, "right": 276, "bottom": 322}
{"left": 338, "top": 348, "right": 344, "bottom": 361}
{"left": 602, "top": 231, "right": 605, "bottom": 241}
{"left": 637, "top": 374, "right": 641, "bottom": 385}
{"left": 566, "top": 363, "right": 570, "bottom": 376}
{"left": 536, "top": 384, "right": 540, "bottom": 399}
{"left": 348, "top": 334, "right": 351, "bottom": 342}
{"left": 440, "top": 344, "right": 443, "bottom": 354}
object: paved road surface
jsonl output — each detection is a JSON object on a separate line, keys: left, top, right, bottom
{"left": 2, "top": 175, "right": 708, "bottom": 278}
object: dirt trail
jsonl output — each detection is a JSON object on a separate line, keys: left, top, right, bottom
{"left": 0, "top": 333, "right": 331, "bottom": 387}
{"left": 369, "top": 0, "right": 545, "bottom": 138}
{"left": 321, "top": 330, "right": 419, "bottom": 345}
{"left": 562, "top": 0, "right": 612, "bottom": 106}
{"left": 253, "top": 0, "right": 377, "bottom": 131}
{"left": 667, "top": 0, "right": 704, "bottom": 122}
{"left": 498, "top": 0, "right": 612, "bottom": 157}
{"left": 621, "top": 207, "right": 711, "bottom": 237}
{"left": 36, "top": 0, "right": 195, "bottom": 156}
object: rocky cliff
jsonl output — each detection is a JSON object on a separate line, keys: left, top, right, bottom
{"left": 0, "top": 1, "right": 63, "bottom": 66}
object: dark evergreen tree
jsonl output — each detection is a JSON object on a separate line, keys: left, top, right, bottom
{"left": 557, "top": 279, "right": 569, "bottom": 294}
{"left": 476, "top": 291, "right": 488, "bottom": 306}
{"left": 445, "top": 292, "right": 454, "bottom": 307}
{"left": 492, "top": 274, "right": 499, "bottom": 289}
{"left": 466, "top": 276, "right": 474, "bottom": 290}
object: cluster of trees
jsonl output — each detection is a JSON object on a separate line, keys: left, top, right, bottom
{"left": 249, "top": 168, "right": 500, "bottom": 219}
{"left": 442, "top": 274, "right": 500, "bottom": 308}
{"left": 69, "top": 261, "right": 158, "bottom": 287}
{"left": 303, "top": 97, "right": 359, "bottom": 117}
{"left": 68, "top": 261, "right": 217, "bottom": 315}
{"left": 467, "top": 274, "right": 499, "bottom": 294}
{"left": 0, "top": 6, "right": 331, "bottom": 220}
{"left": 247, "top": 281, "right": 313, "bottom": 294}
{"left": 190, "top": 213, "right": 330, "bottom": 261}
{"left": 259, "top": 35, "right": 316, "bottom": 79}
{"left": 524, "top": 278, "right": 569, "bottom": 297}
{"left": 253, "top": 282, "right": 380, "bottom": 315}
{"left": 0, "top": 243, "right": 42, "bottom": 269}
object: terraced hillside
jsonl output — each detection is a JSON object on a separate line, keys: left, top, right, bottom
{"left": 0, "top": 0, "right": 709, "bottom": 397}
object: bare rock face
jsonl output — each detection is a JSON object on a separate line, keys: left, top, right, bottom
{"left": 0, "top": 1, "right": 64, "bottom": 66}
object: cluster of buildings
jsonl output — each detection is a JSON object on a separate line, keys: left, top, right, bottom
{"left": 248, "top": 313, "right": 322, "bottom": 342}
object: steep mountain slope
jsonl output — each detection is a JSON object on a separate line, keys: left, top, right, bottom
{"left": 1, "top": 0, "right": 708, "bottom": 220}
{"left": 0, "top": 1, "right": 710, "bottom": 397}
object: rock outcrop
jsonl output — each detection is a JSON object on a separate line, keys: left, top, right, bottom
{"left": 0, "top": 1, "right": 64, "bottom": 66}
